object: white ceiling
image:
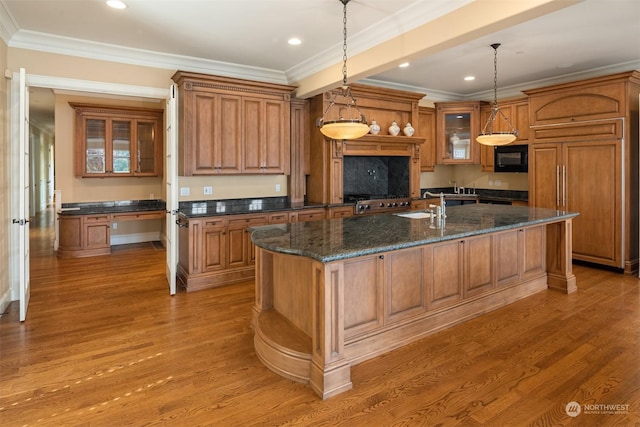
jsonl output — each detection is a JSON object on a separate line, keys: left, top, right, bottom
{"left": 1, "top": 0, "right": 639, "bottom": 129}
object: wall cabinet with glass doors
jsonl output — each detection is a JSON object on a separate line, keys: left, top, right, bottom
{"left": 70, "top": 104, "right": 163, "bottom": 178}
{"left": 435, "top": 101, "right": 484, "bottom": 165}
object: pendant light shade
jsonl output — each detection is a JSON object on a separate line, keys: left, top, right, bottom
{"left": 316, "top": 0, "right": 368, "bottom": 140}
{"left": 476, "top": 43, "right": 518, "bottom": 146}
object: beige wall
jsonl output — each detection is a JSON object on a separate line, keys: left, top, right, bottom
{"left": 8, "top": 48, "right": 292, "bottom": 203}
{"left": 0, "top": 38, "right": 10, "bottom": 312}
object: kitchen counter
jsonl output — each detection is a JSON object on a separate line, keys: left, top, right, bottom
{"left": 58, "top": 199, "right": 166, "bottom": 215}
{"left": 250, "top": 204, "right": 577, "bottom": 262}
{"left": 251, "top": 204, "right": 578, "bottom": 399}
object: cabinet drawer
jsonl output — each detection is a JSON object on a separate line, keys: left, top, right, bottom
{"left": 203, "top": 219, "right": 228, "bottom": 228}
{"left": 268, "top": 212, "right": 289, "bottom": 224}
{"left": 296, "top": 210, "right": 325, "bottom": 222}
{"left": 84, "top": 214, "right": 110, "bottom": 223}
{"left": 113, "top": 211, "right": 164, "bottom": 221}
{"left": 229, "top": 216, "right": 268, "bottom": 229}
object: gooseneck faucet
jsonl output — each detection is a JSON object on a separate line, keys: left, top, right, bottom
{"left": 424, "top": 191, "right": 446, "bottom": 219}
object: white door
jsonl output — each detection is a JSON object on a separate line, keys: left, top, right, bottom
{"left": 15, "top": 68, "right": 31, "bottom": 321}
{"left": 165, "top": 84, "right": 178, "bottom": 295}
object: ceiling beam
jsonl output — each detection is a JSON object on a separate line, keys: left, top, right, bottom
{"left": 293, "top": 0, "right": 583, "bottom": 99}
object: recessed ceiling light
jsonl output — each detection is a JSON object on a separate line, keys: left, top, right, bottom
{"left": 464, "top": 75, "right": 475, "bottom": 81}
{"left": 398, "top": 62, "right": 410, "bottom": 68}
{"left": 106, "top": 0, "right": 127, "bottom": 9}
{"left": 288, "top": 38, "right": 302, "bottom": 46}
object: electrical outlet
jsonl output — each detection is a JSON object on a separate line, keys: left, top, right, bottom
{"left": 495, "top": 180, "right": 502, "bottom": 186}
{"left": 488, "top": 180, "right": 494, "bottom": 186}
{"left": 112, "top": 222, "right": 117, "bottom": 230}
{"left": 203, "top": 186, "right": 213, "bottom": 195}
{"left": 180, "top": 187, "right": 190, "bottom": 196}
{"left": 275, "top": 184, "right": 281, "bottom": 192}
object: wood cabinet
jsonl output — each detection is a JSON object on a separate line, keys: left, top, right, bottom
{"left": 177, "top": 208, "right": 328, "bottom": 291}
{"left": 289, "top": 99, "right": 309, "bottom": 205}
{"left": 525, "top": 71, "right": 639, "bottom": 272}
{"left": 435, "top": 101, "right": 484, "bottom": 165}
{"left": 70, "top": 104, "right": 163, "bottom": 178}
{"left": 417, "top": 106, "right": 436, "bottom": 171}
{"left": 58, "top": 214, "right": 110, "bottom": 258}
{"left": 479, "top": 98, "right": 529, "bottom": 172}
{"left": 57, "top": 210, "right": 165, "bottom": 258}
{"left": 495, "top": 226, "right": 545, "bottom": 288}
{"left": 172, "top": 71, "right": 295, "bottom": 176}
{"left": 308, "top": 84, "right": 425, "bottom": 205}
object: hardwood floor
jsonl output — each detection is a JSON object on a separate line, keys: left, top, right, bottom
{"left": 1, "top": 210, "right": 639, "bottom": 426}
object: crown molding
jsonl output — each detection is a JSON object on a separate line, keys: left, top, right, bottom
{"left": 285, "top": 0, "right": 472, "bottom": 83}
{"left": 8, "top": 29, "right": 289, "bottom": 85}
{"left": 0, "top": 1, "right": 18, "bottom": 45}
{"left": 363, "top": 60, "right": 640, "bottom": 103}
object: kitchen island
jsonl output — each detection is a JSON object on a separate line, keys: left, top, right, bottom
{"left": 250, "top": 204, "right": 578, "bottom": 399}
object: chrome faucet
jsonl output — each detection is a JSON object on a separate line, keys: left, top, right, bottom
{"left": 425, "top": 191, "right": 446, "bottom": 219}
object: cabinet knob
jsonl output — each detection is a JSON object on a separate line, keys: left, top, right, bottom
{"left": 379, "top": 255, "right": 384, "bottom": 259}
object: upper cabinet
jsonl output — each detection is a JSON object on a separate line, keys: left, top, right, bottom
{"left": 172, "top": 71, "right": 296, "bottom": 176}
{"left": 479, "top": 98, "right": 529, "bottom": 172}
{"left": 71, "top": 104, "right": 163, "bottom": 178}
{"left": 435, "top": 101, "right": 484, "bottom": 165}
{"left": 417, "top": 106, "right": 436, "bottom": 172}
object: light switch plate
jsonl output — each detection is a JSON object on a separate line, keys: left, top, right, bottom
{"left": 204, "top": 186, "right": 213, "bottom": 195}
{"left": 275, "top": 184, "right": 281, "bottom": 192}
{"left": 180, "top": 187, "right": 190, "bottom": 196}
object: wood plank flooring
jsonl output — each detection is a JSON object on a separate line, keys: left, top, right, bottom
{"left": 1, "top": 209, "right": 639, "bottom": 426}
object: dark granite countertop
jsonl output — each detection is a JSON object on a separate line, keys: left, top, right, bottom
{"left": 423, "top": 187, "right": 528, "bottom": 203}
{"left": 178, "top": 197, "right": 325, "bottom": 218}
{"left": 58, "top": 199, "right": 166, "bottom": 216}
{"left": 250, "top": 204, "right": 578, "bottom": 263}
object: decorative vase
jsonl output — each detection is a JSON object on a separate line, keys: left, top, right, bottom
{"left": 369, "top": 120, "right": 380, "bottom": 135}
{"left": 388, "top": 121, "right": 400, "bottom": 136}
{"left": 450, "top": 131, "right": 460, "bottom": 145}
{"left": 403, "top": 122, "right": 415, "bottom": 137}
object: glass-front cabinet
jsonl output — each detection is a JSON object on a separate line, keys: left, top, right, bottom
{"left": 71, "top": 104, "right": 163, "bottom": 177}
{"left": 435, "top": 101, "right": 483, "bottom": 164}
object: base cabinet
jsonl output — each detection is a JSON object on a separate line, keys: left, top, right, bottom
{"left": 178, "top": 209, "right": 327, "bottom": 292}
{"left": 58, "top": 214, "right": 110, "bottom": 258}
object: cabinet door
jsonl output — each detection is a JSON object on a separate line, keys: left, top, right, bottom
{"left": 435, "top": 102, "right": 481, "bottom": 165}
{"left": 479, "top": 106, "right": 496, "bottom": 172}
{"left": 191, "top": 93, "right": 241, "bottom": 175}
{"left": 110, "top": 119, "right": 133, "bottom": 175}
{"left": 513, "top": 100, "right": 529, "bottom": 143}
{"left": 385, "top": 247, "right": 426, "bottom": 323}
{"left": 83, "top": 215, "right": 111, "bottom": 250}
{"left": 243, "top": 98, "right": 288, "bottom": 174}
{"left": 464, "top": 235, "right": 494, "bottom": 297}
{"left": 135, "top": 120, "right": 160, "bottom": 175}
{"left": 227, "top": 226, "right": 247, "bottom": 268}
{"left": 495, "top": 229, "right": 521, "bottom": 288}
{"left": 564, "top": 140, "right": 621, "bottom": 267}
{"left": 418, "top": 107, "right": 436, "bottom": 172}
{"left": 429, "top": 240, "right": 463, "bottom": 309}
{"left": 83, "top": 118, "right": 107, "bottom": 175}
{"left": 529, "top": 144, "right": 561, "bottom": 210}
{"left": 343, "top": 255, "right": 383, "bottom": 338}
{"left": 202, "top": 225, "right": 227, "bottom": 272}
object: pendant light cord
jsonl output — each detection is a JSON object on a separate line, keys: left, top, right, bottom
{"left": 342, "top": 0, "right": 348, "bottom": 87}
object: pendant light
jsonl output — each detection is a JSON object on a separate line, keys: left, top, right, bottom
{"left": 316, "top": 0, "right": 369, "bottom": 140}
{"left": 476, "top": 43, "right": 518, "bottom": 146}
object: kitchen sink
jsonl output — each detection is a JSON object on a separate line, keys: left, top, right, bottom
{"left": 395, "top": 211, "right": 434, "bottom": 219}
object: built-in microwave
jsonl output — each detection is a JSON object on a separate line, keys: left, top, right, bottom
{"left": 494, "top": 145, "right": 528, "bottom": 173}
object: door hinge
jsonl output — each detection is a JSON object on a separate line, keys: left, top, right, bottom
{"left": 12, "top": 218, "right": 29, "bottom": 226}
